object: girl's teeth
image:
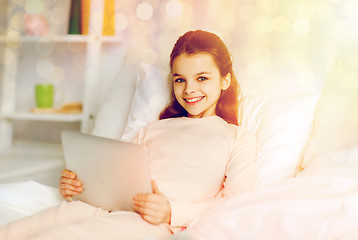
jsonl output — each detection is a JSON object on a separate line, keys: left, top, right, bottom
{"left": 186, "top": 97, "right": 203, "bottom": 103}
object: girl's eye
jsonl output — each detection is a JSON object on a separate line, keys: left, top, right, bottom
{"left": 198, "top": 76, "right": 208, "bottom": 81}
{"left": 174, "top": 78, "right": 185, "bottom": 83}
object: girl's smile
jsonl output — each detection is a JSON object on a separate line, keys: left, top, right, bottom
{"left": 172, "top": 53, "right": 231, "bottom": 118}
{"left": 184, "top": 96, "right": 205, "bottom": 104}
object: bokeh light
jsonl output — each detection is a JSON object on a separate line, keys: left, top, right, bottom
{"left": 36, "top": 60, "right": 54, "bottom": 79}
{"left": 208, "top": 1, "right": 226, "bottom": 19}
{"left": 292, "top": 18, "right": 311, "bottom": 36}
{"left": 9, "top": 13, "right": 23, "bottom": 32}
{"left": 239, "top": 3, "right": 256, "bottom": 21}
{"left": 165, "top": 0, "right": 183, "bottom": 18}
{"left": 115, "top": 14, "right": 128, "bottom": 32}
{"left": 343, "top": 0, "right": 358, "bottom": 18}
{"left": 24, "top": 0, "right": 45, "bottom": 15}
{"left": 52, "top": 66, "right": 65, "bottom": 83}
{"left": 0, "top": 0, "right": 357, "bottom": 149}
{"left": 136, "top": 2, "right": 153, "bottom": 21}
{"left": 0, "top": 0, "right": 357, "bottom": 97}
{"left": 49, "top": 6, "right": 68, "bottom": 25}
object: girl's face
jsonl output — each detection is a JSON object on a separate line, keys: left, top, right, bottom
{"left": 172, "top": 53, "right": 231, "bottom": 118}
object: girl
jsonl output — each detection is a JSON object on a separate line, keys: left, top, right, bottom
{"left": 0, "top": 30, "right": 257, "bottom": 240}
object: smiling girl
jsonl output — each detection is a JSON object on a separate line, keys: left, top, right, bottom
{"left": 160, "top": 30, "right": 239, "bottom": 124}
{"left": 0, "top": 30, "right": 257, "bottom": 240}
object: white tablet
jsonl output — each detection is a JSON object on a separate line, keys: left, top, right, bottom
{"left": 61, "top": 130, "right": 152, "bottom": 211}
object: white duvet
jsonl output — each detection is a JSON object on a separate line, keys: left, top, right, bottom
{"left": 1, "top": 170, "right": 358, "bottom": 240}
{"left": 176, "top": 171, "right": 358, "bottom": 240}
{"left": 0, "top": 181, "right": 62, "bottom": 226}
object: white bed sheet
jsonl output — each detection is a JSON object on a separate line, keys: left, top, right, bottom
{"left": 175, "top": 174, "right": 358, "bottom": 240}
{"left": 1, "top": 156, "right": 358, "bottom": 240}
{"left": 0, "top": 180, "right": 62, "bottom": 226}
{"left": 1, "top": 173, "right": 358, "bottom": 240}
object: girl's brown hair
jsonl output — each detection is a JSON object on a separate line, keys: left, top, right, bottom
{"left": 159, "top": 30, "right": 240, "bottom": 125}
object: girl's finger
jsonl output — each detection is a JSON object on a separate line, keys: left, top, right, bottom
{"left": 134, "top": 193, "right": 164, "bottom": 204}
{"left": 63, "top": 196, "right": 73, "bottom": 202}
{"left": 133, "top": 199, "right": 165, "bottom": 213}
{"left": 59, "top": 183, "right": 83, "bottom": 193}
{"left": 141, "top": 214, "right": 160, "bottom": 225}
{"left": 59, "top": 188, "right": 80, "bottom": 197}
{"left": 133, "top": 203, "right": 157, "bottom": 217}
{"left": 151, "top": 180, "right": 161, "bottom": 194}
{"left": 60, "top": 176, "right": 82, "bottom": 187}
{"left": 62, "top": 169, "right": 76, "bottom": 179}
{"left": 133, "top": 200, "right": 162, "bottom": 212}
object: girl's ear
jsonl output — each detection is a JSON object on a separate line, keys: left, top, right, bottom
{"left": 221, "top": 73, "right": 231, "bottom": 91}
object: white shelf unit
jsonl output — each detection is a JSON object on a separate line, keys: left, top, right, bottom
{"left": 0, "top": 35, "right": 89, "bottom": 43}
{"left": 0, "top": 0, "right": 122, "bottom": 156}
{"left": 0, "top": 35, "right": 123, "bottom": 43}
{"left": 0, "top": 112, "right": 84, "bottom": 122}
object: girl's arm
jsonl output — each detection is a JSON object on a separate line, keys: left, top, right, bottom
{"left": 222, "top": 127, "right": 257, "bottom": 197}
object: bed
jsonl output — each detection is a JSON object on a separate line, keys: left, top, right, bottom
{"left": 0, "top": 47, "right": 358, "bottom": 240}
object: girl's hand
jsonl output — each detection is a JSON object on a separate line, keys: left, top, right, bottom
{"left": 59, "top": 169, "right": 83, "bottom": 201}
{"left": 133, "top": 180, "right": 171, "bottom": 225}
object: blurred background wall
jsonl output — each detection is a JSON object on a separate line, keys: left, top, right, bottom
{"left": 2, "top": 0, "right": 357, "bottom": 95}
{"left": 110, "top": 0, "right": 357, "bottom": 95}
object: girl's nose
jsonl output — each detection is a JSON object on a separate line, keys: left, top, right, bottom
{"left": 184, "top": 81, "right": 196, "bottom": 94}
{"left": 185, "top": 88, "right": 195, "bottom": 94}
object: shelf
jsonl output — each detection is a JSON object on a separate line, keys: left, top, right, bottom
{"left": 0, "top": 0, "right": 113, "bottom": 155}
{"left": 101, "top": 36, "right": 123, "bottom": 43}
{"left": 0, "top": 35, "right": 89, "bottom": 43}
{"left": 0, "top": 111, "right": 84, "bottom": 122}
{"left": 0, "top": 35, "right": 122, "bottom": 43}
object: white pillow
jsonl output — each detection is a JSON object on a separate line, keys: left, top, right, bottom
{"left": 298, "top": 147, "right": 358, "bottom": 180}
{"left": 91, "top": 52, "right": 140, "bottom": 139}
{"left": 120, "top": 63, "right": 170, "bottom": 142}
{"left": 300, "top": 50, "right": 358, "bottom": 177}
{"left": 239, "top": 94, "right": 320, "bottom": 188}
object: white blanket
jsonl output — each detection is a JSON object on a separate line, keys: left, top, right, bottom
{"left": 0, "top": 181, "right": 61, "bottom": 226}
{"left": 176, "top": 174, "right": 358, "bottom": 240}
{"left": 1, "top": 175, "right": 358, "bottom": 240}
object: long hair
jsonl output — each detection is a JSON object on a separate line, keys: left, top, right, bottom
{"left": 159, "top": 30, "right": 241, "bottom": 125}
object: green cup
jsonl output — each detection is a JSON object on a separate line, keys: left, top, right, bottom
{"left": 35, "top": 84, "right": 54, "bottom": 108}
